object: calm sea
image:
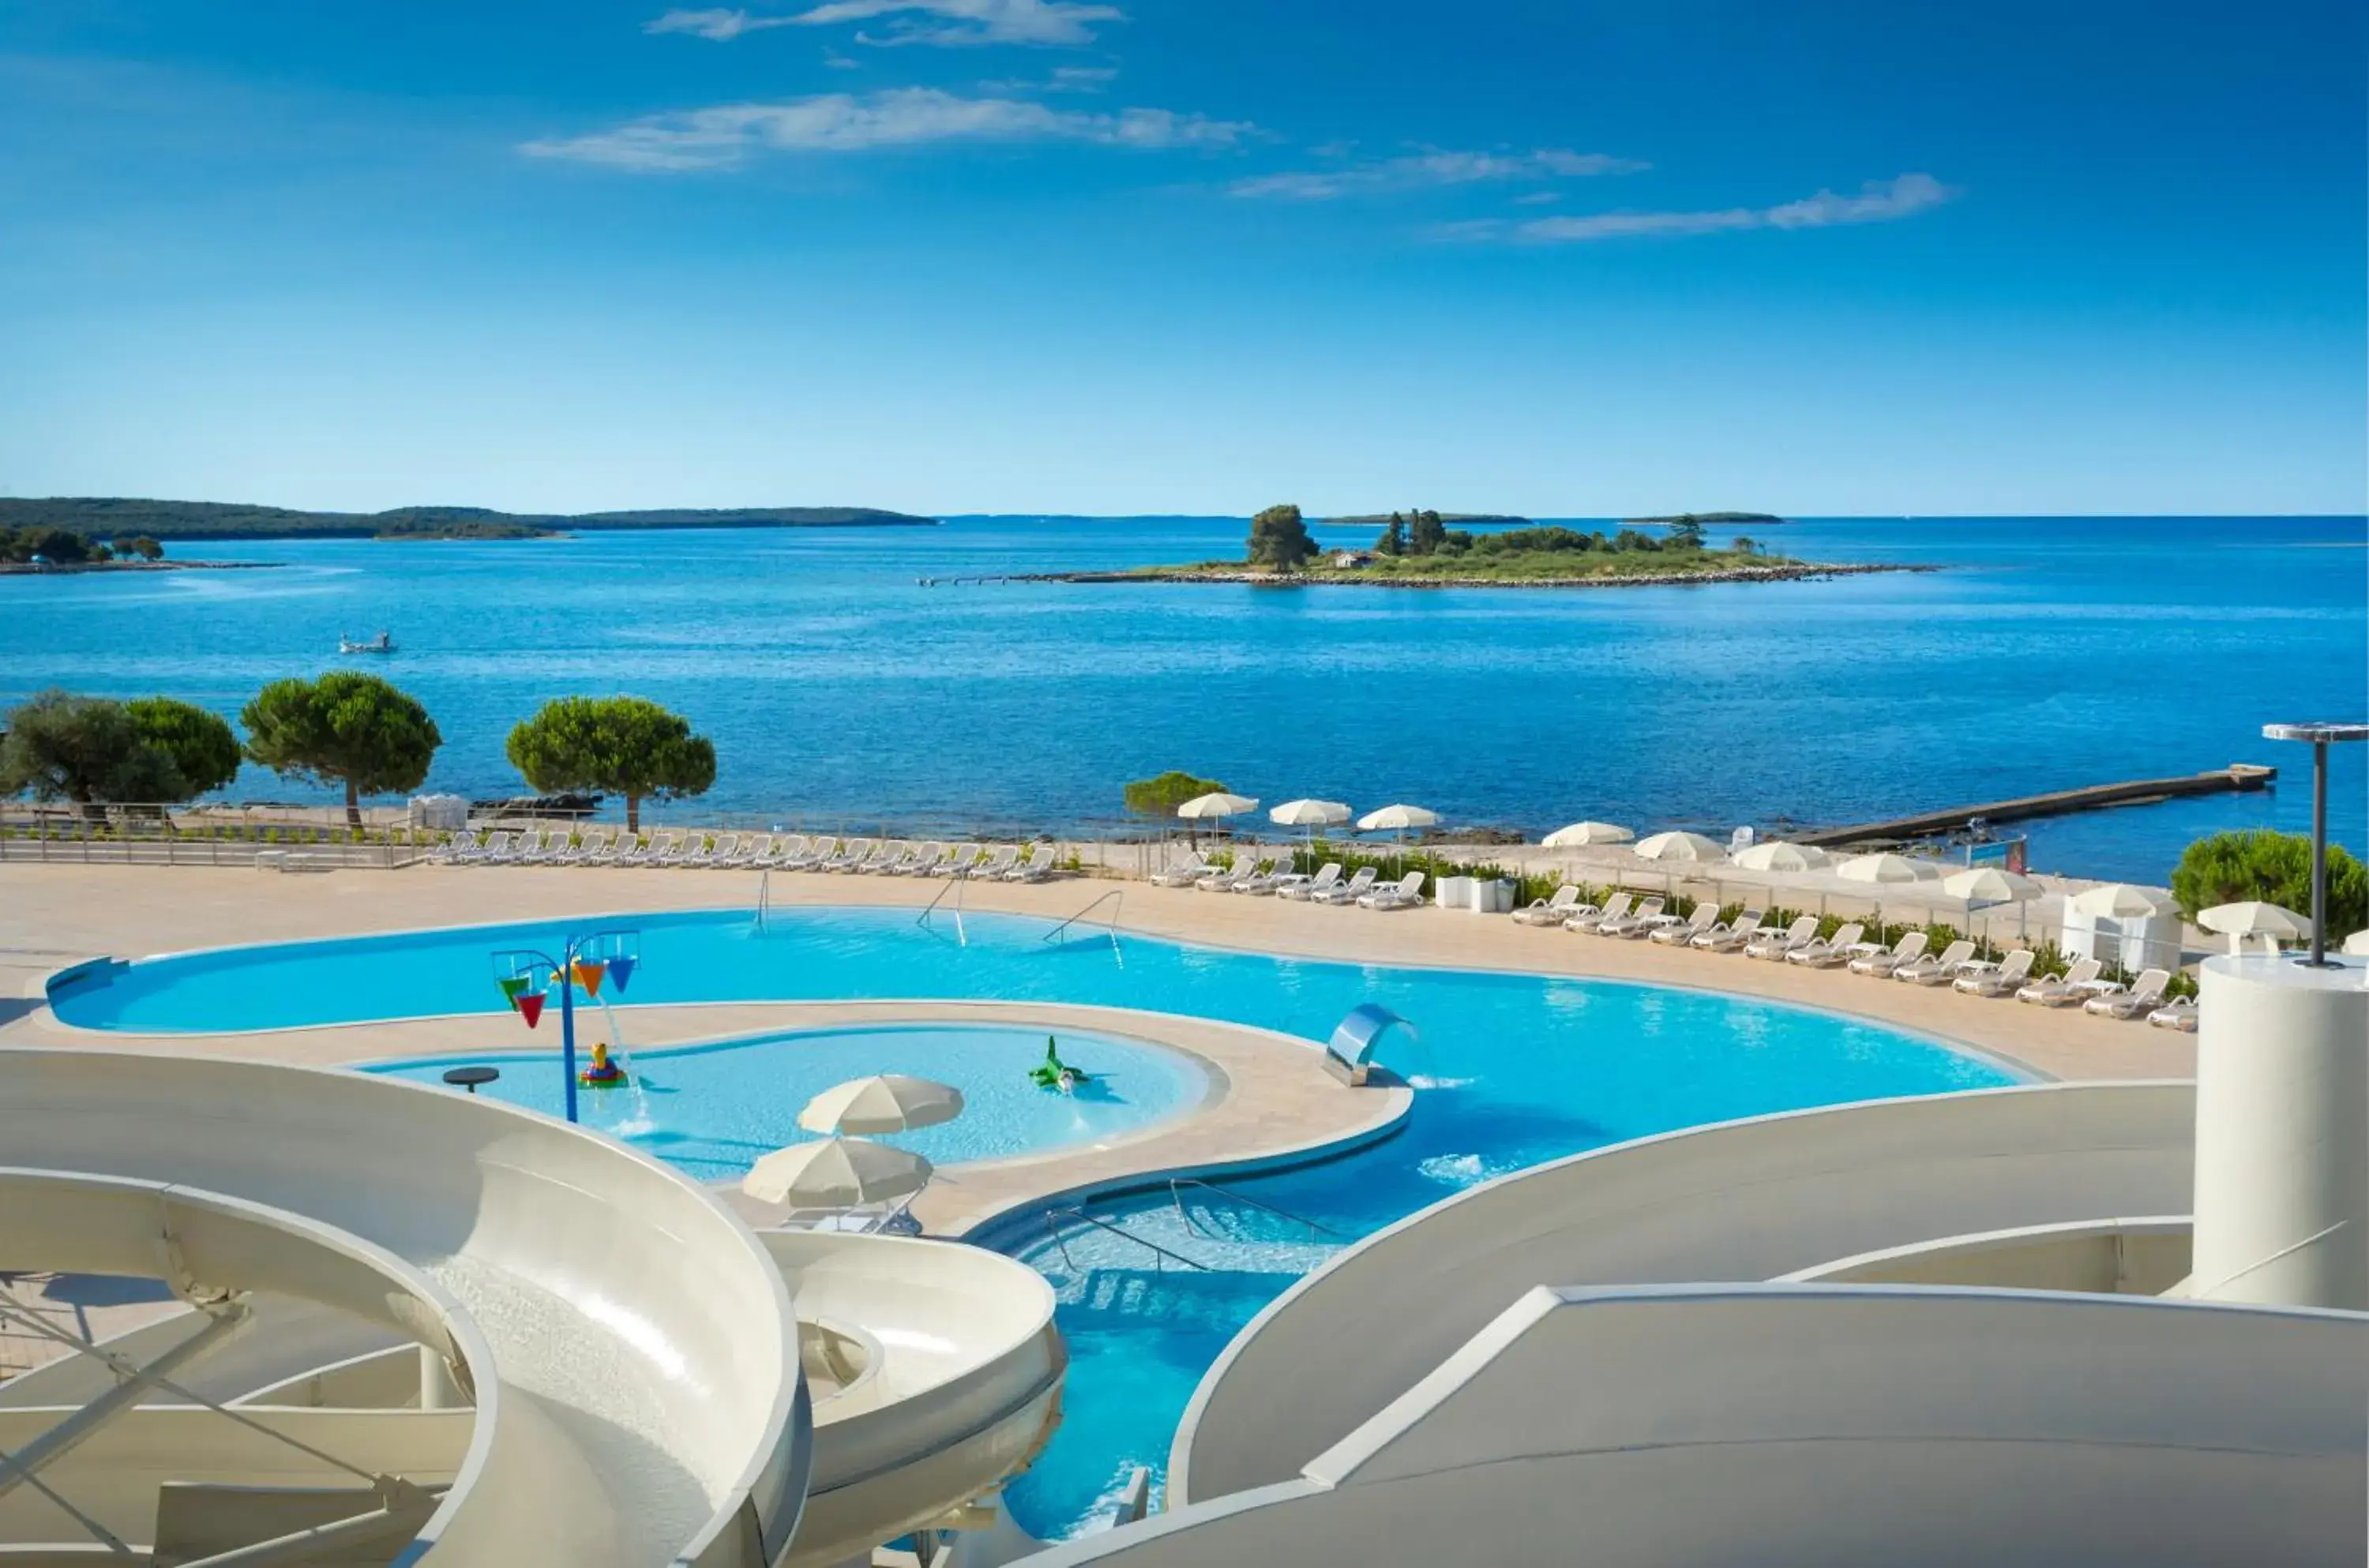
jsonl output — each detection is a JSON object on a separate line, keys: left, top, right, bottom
{"left": 2, "top": 516, "right": 2362, "bottom": 883}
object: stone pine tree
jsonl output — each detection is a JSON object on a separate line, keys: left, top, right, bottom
{"left": 1408, "top": 509, "right": 1447, "bottom": 555}
{"left": 505, "top": 696, "right": 716, "bottom": 833}
{"left": 1376, "top": 512, "right": 1408, "bottom": 556}
{"left": 1247, "top": 504, "right": 1317, "bottom": 570}
{"left": 242, "top": 672, "right": 441, "bottom": 829}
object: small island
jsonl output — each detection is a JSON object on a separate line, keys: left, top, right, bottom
{"left": 0, "top": 524, "right": 276, "bottom": 574}
{"left": 1624, "top": 510, "right": 1785, "bottom": 525}
{"left": 1051, "top": 507, "right": 1921, "bottom": 590}
{"left": 0, "top": 497, "right": 940, "bottom": 542}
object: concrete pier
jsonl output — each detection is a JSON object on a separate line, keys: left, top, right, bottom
{"left": 1796, "top": 763, "right": 2276, "bottom": 848}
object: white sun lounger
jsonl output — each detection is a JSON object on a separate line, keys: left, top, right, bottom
{"left": 1281, "top": 863, "right": 1342, "bottom": 902}
{"left": 854, "top": 841, "right": 903, "bottom": 873}
{"left": 2018, "top": 956, "right": 2103, "bottom": 1006}
{"left": 1358, "top": 871, "right": 1427, "bottom": 910}
{"left": 1745, "top": 915, "right": 1819, "bottom": 960}
{"left": 1895, "top": 939, "right": 1977, "bottom": 985}
{"left": 971, "top": 845, "right": 1019, "bottom": 880}
{"left": 1006, "top": 843, "right": 1061, "bottom": 882}
{"left": 1513, "top": 884, "right": 1582, "bottom": 926}
{"left": 1647, "top": 904, "right": 1721, "bottom": 946}
{"left": 1564, "top": 891, "right": 1633, "bottom": 934}
{"left": 434, "top": 828, "right": 481, "bottom": 865}
{"left": 2148, "top": 996, "right": 2198, "bottom": 1031}
{"left": 1595, "top": 897, "right": 1665, "bottom": 937}
{"left": 929, "top": 844, "right": 980, "bottom": 878}
{"left": 1954, "top": 949, "right": 2035, "bottom": 996}
{"left": 820, "top": 838, "right": 872, "bottom": 872}
{"left": 1313, "top": 866, "right": 1377, "bottom": 906}
{"left": 892, "top": 842, "right": 943, "bottom": 876}
{"left": 1151, "top": 851, "right": 1209, "bottom": 887}
{"left": 2083, "top": 967, "right": 2172, "bottom": 1019}
{"left": 1787, "top": 922, "right": 1866, "bottom": 968}
{"left": 479, "top": 831, "right": 524, "bottom": 866}
{"left": 1849, "top": 930, "right": 1929, "bottom": 977}
{"left": 1693, "top": 909, "right": 1766, "bottom": 952}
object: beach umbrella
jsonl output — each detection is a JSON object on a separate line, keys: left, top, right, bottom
{"left": 1542, "top": 820, "right": 1634, "bottom": 847}
{"left": 1634, "top": 831, "right": 1727, "bottom": 863}
{"left": 2067, "top": 883, "right": 2179, "bottom": 918}
{"left": 1357, "top": 803, "right": 1441, "bottom": 879}
{"left": 2198, "top": 900, "right": 2312, "bottom": 955}
{"left": 1177, "top": 792, "right": 1258, "bottom": 821}
{"left": 2343, "top": 928, "right": 2369, "bottom": 957}
{"left": 1836, "top": 852, "right": 1943, "bottom": 884}
{"left": 1733, "top": 841, "right": 1834, "bottom": 872}
{"left": 1942, "top": 865, "right": 2044, "bottom": 941}
{"left": 798, "top": 1075, "right": 964, "bottom": 1136}
{"left": 741, "top": 1137, "right": 933, "bottom": 1208}
{"left": 1271, "top": 799, "right": 1351, "bottom": 829}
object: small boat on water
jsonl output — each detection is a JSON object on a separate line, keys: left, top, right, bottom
{"left": 339, "top": 631, "right": 396, "bottom": 655}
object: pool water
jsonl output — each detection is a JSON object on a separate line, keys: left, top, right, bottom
{"left": 366, "top": 1025, "right": 1208, "bottom": 1181}
{"left": 55, "top": 905, "right": 2017, "bottom": 1539}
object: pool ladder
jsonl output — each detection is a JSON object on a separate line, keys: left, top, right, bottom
{"left": 1169, "top": 1178, "right": 1344, "bottom": 1240}
{"left": 1042, "top": 1209, "right": 1208, "bottom": 1272}
{"left": 915, "top": 872, "right": 970, "bottom": 945}
{"left": 1042, "top": 888, "right": 1124, "bottom": 957}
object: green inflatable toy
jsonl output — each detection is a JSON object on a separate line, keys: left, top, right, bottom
{"left": 1030, "top": 1035, "right": 1093, "bottom": 1093}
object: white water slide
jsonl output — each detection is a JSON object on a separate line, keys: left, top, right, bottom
{"left": 0, "top": 1048, "right": 1062, "bottom": 1566}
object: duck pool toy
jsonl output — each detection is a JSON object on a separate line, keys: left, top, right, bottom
{"left": 579, "top": 1041, "right": 629, "bottom": 1088}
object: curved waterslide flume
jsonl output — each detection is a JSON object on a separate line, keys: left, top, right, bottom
{"left": 0, "top": 1048, "right": 808, "bottom": 1567}
{"left": 1036, "top": 1285, "right": 2369, "bottom": 1568}
{"left": 1175, "top": 1081, "right": 2197, "bottom": 1503}
{"left": 763, "top": 1232, "right": 1064, "bottom": 1567}
{"left": 0, "top": 1168, "right": 493, "bottom": 1556}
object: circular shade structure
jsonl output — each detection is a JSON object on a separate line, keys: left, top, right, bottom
{"left": 2198, "top": 901, "right": 2312, "bottom": 942}
{"left": 743, "top": 1138, "right": 934, "bottom": 1209}
{"left": 2067, "top": 883, "right": 2179, "bottom": 917}
{"left": 798, "top": 1075, "right": 966, "bottom": 1136}
{"left": 1634, "top": 831, "right": 1727, "bottom": 863}
{"left": 1837, "top": 853, "right": 1943, "bottom": 884}
{"left": 1733, "top": 841, "right": 1834, "bottom": 872}
{"left": 1270, "top": 799, "right": 1352, "bottom": 829}
{"left": 1357, "top": 804, "right": 1441, "bottom": 833}
{"left": 1543, "top": 821, "right": 1634, "bottom": 847}
{"left": 1941, "top": 867, "right": 2044, "bottom": 903}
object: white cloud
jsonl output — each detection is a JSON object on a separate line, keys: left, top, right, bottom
{"left": 1229, "top": 146, "right": 1645, "bottom": 201}
{"left": 648, "top": 0, "right": 1118, "bottom": 45}
{"left": 1502, "top": 172, "right": 1954, "bottom": 243}
{"left": 646, "top": 9, "right": 785, "bottom": 39}
{"left": 522, "top": 87, "right": 1251, "bottom": 170}
{"left": 979, "top": 63, "right": 1117, "bottom": 92}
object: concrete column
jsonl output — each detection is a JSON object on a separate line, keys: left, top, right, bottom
{"left": 2191, "top": 953, "right": 2369, "bottom": 1310}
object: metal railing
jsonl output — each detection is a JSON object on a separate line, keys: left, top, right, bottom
{"left": 1169, "top": 1177, "right": 1344, "bottom": 1240}
{"left": 1040, "top": 1209, "right": 1208, "bottom": 1272}
{"left": 1043, "top": 888, "right": 1124, "bottom": 945}
{"left": 915, "top": 872, "right": 970, "bottom": 945}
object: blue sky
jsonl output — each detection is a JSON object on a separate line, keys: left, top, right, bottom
{"left": 1, "top": 0, "right": 2361, "bottom": 516}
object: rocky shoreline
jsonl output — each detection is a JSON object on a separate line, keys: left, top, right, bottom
{"left": 1038, "top": 561, "right": 1935, "bottom": 590}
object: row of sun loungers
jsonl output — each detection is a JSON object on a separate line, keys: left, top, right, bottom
{"left": 434, "top": 828, "right": 1064, "bottom": 881}
{"left": 1151, "top": 854, "right": 1430, "bottom": 910}
{"left": 1511, "top": 885, "right": 2196, "bottom": 1030}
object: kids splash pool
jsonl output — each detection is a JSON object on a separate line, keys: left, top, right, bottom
{"left": 367, "top": 1023, "right": 1210, "bottom": 1181}
{"left": 50, "top": 903, "right": 2018, "bottom": 1540}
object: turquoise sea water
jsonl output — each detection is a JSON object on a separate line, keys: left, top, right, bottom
{"left": 2, "top": 516, "right": 2361, "bottom": 883}
{"left": 54, "top": 904, "right": 2013, "bottom": 1539}
{"left": 366, "top": 1024, "right": 1207, "bottom": 1180}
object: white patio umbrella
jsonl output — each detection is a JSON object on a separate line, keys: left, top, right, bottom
{"left": 1542, "top": 820, "right": 1634, "bottom": 847}
{"left": 1270, "top": 798, "right": 1351, "bottom": 831}
{"left": 1633, "top": 831, "right": 1727, "bottom": 863}
{"left": 2198, "top": 900, "right": 2312, "bottom": 955}
{"left": 1941, "top": 865, "right": 2045, "bottom": 941}
{"left": 1177, "top": 792, "right": 1259, "bottom": 821}
{"left": 1836, "top": 852, "right": 1943, "bottom": 884}
{"left": 2067, "top": 883, "right": 2179, "bottom": 918}
{"left": 1732, "top": 840, "right": 1834, "bottom": 872}
{"left": 742, "top": 1137, "right": 933, "bottom": 1208}
{"left": 2344, "top": 928, "right": 2369, "bottom": 957}
{"left": 798, "top": 1075, "right": 964, "bottom": 1136}
{"left": 1357, "top": 803, "right": 1441, "bottom": 879}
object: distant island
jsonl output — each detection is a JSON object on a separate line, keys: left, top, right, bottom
{"left": 1322, "top": 511, "right": 1530, "bottom": 527}
{"left": 0, "top": 497, "right": 940, "bottom": 542}
{"left": 1624, "top": 511, "right": 1785, "bottom": 524}
{"left": 1046, "top": 506, "right": 1920, "bottom": 591}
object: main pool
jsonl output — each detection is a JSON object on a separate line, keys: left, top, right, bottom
{"left": 53, "top": 905, "right": 2019, "bottom": 1539}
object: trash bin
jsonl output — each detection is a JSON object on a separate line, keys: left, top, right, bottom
{"left": 1470, "top": 878, "right": 1515, "bottom": 913}
{"left": 1436, "top": 875, "right": 1474, "bottom": 910}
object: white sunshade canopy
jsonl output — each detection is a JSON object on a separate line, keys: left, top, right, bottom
{"left": 1177, "top": 792, "right": 1260, "bottom": 820}
{"left": 2067, "top": 883, "right": 2179, "bottom": 918}
{"left": 741, "top": 1137, "right": 933, "bottom": 1207}
{"left": 2344, "top": 929, "right": 2369, "bottom": 956}
{"left": 1732, "top": 840, "right": 1834, "bottom": 872}
{"left": 1633, "top": 831, "right": 1728, "bottom": 863}
{"left": 797, "top": 1075, "right": 965, "bottom": 1136}
{"left": 1270, "top": 798, "right": 1353, "bottom": 828}
{"left": 1940, "top": 866, "right": 2046, "bottom": 903}
{"left": 1836, "top": 852, "right": 1944, "bottom": 884}
{"left": 1543, "top": 820, "right": 1635, "bottom": 847}
{"left": 1357, "top": 804, "right": 1441, "bottom": 832}
{"left": 2197, "top": 900, "right": 2312, "bottom": 939}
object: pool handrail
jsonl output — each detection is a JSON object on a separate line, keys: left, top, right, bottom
{"left": 1041, "top": 1209, "right": 1210, "bottom": 1273}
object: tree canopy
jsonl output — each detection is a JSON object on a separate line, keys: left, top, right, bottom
{"left": 126, "top": 698, "right": 241, "bottom": 797}
{"left": 1247, "top": 504, "right": 1317, "bottom": 569}
{"left": 242, "top": 672, "right": 441, "bottom": 826}
{"left": 505, "top": 696, "right": 715, "bottom": 831}
{"left": 2172, "top": 830, "right": 2366, "bottom": 938}
{"left": 1122, "top": 770, "right": 1229, "bottom": 817}
{"left": 1407, "top": 508, "right": 1448, "bottom": 556}
{"left": 0, "top": 691, "right": 185, "bottom": 809}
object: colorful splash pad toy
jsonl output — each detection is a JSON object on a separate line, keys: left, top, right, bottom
{"left": 1028, "top": 1036, "right": 1092, "bottom": 1094}
{"left": 579, "top": 1041, "right": 629, "bottom": 1088}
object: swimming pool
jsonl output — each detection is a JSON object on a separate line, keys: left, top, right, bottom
{"left": 366, "top": 1024, "right": 1209, "bottom": 1181}
{"left": 53, "top": 905, "right": 2018, "bottom": 1538}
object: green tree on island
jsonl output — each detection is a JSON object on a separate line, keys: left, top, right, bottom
{"left": 0, "top": 692, "right": 186, "bottom": 815}
{"left": 1376, "top": 512, "right": 1408, "bottom": 556}
{"left": 1246, "top": 504, "right": 1318, "bottom": 570}
{"left": 506, "top": 696, "right": 716, "bottom": 832}
{"left": 242, "top": 672, "right": 441, "bottom": 829}
{"left": 1408, "top": 509, "right": 1447, "bottom": 556}
{"left": 124, "top": 536, "right": 165, "bottom": 561}
{"left": 2172, "top": 830, "right": 2366, "bottom": 938}
{"left": 1666, "top": 516, "right": 1707, "bottom": 550}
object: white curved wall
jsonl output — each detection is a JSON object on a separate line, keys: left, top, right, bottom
{"left": 1783, "top": 1217, "right": 2192, "bottom": 1296}
{"left": 1176, "top": 1082, "right": 2195, "bottom": 1503}
{"left": 1049, "top": 1285, "right": 2368, "bottom": 1567}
